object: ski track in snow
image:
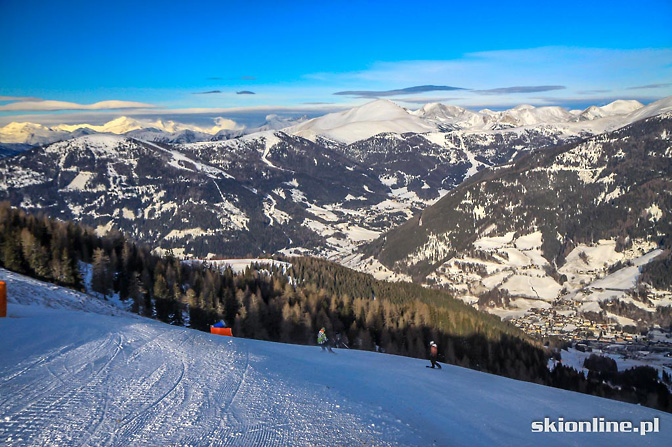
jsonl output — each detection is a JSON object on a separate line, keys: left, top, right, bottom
{"left": 0, "top": 309, "right": 405, "bottom": 446}
{"left": 0, "top": 270, "right": 671, "bottom": 446}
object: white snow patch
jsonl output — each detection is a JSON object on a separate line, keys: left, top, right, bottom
{"left": 645, "top": 203, "right": 663, "bottom": 222}
{"left": 63, "top": 171, "right": 95, "bottom": 191}
{"left": 165, "top": 227, "right": 209, "bottom": 240}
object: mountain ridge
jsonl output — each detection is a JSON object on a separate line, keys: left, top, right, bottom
{"left": 359, "top": 111, "right": 672, "bottom": 329}
{"left": 2, "top": 97, "right": 669, "bottom": 149}
{"left": 1, "top": 99, "right": 671, "bottom": 266}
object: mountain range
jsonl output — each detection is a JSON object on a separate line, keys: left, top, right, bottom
{"left": 0, "top": 114, "right": 309, "bottom": 148}
{"left": 0, "top": 96, "right": 670, "bottom": 325}
{"left": 0, "top": 98, "right": 652, "bottom": 148}
{"left": 363, "top": 109, "right": 672, "bottom": 316}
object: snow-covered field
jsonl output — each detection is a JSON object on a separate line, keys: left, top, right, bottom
{"left": 555, "top": 348, "right": 672, "bottom": 379}
{"left": 429, "top": 233, "right": 665, "bottom": 317}
{"left": 1, "top": 270, "right": 671, "bottom": 446}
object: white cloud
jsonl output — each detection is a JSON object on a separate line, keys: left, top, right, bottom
{"left": 308, "top": 47, "right": 672, "bottom": 108}
{"left": 2, "top": 47, "right": 670, "bottom": 119}
{"left": 145, "top": 103, "right": 351, "bottom": 115}
{"left": 0, "top": 96, "right": 42, "bottom": 101}
{"left": 3, "top": 47, "right": 669, "bottom": 125}
{"left": 213, "top": 117, "right": 243, "bottom": 130}
{"left": 0, "top": 104, "right": 350, "bottom": 127}
{"left": 0, "top": 100, "right": 157, "bottom": 111}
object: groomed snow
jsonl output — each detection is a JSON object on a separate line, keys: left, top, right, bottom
{"left": 1, "top": 271, "right": 671, "bottom": 446}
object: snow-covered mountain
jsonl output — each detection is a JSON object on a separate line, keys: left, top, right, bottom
{"left": 53, "top": 115, "right": 244, "bottom": 137}
{"left": 361, "top": 110, "right": 672, "bottom": 328}
{"left": 412, "top": 99, "right": 648, "bottom": 132}
{"left": 1, "top": 268, "right": 670, "bottom": 447}
{"left": 1, "top": 98, "right": 668, "bottom": 150}
{"left": 578, "top": 100, "right": 644, "bottom": 121}
{"left": 0, "top": 117, "right": 224, "bottom": 147}
{"left": 253, "top": 113, "right": 309, "bottom": 132}
{"left": 411, "top": 102, "right": 485, "bottom": 130}
{"left": 1, "top": 98, "right": 671, "bottom": 265}
{"left": 412, "top": 103, "right": 577, "bottom": 131}
{"left": 286, "top": 99, "right": 435, "bottom": 143}
{"left": 0, "top": 121, "right": 94, "bottom": 146}
{"left": 284, "top": 98, "right": 655, "bottom": 142}
{"left": 0, "top": 121, "right": 586, "bottom": 261}
{"left": 0, "top": 133, "right": 402, "bottom": 259}
{"left": 0, "top": 114, "right": 307, "bottom": 148}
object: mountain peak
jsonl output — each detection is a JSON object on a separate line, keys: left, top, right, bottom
{"left": 600, "top": 99, "right": 644, "bottom": 115}
{"left": 416, "top": 102, "right": 469, "bottom": 115}
{"left": 344, "top": 99, "right": 410, "bottom": 119}
{"left": 287, "top": 99, "right": 433, "bottom": 143}
{"left": 0, "top": 121, "right": 65, "bottom": 145}
{"left": 0, "top": 121, "right": 50, "bottom": 132}
{"left": 512, "top": 104, "right": 536, "bottom": 111}
{"left": 105, "top": 116, "right": 136, "bottom": 125}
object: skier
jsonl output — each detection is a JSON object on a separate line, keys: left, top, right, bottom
{"left": 317, "top": 327, "right": 334, "bottom": 353}
{"left": 428, "top": 341, "right": 442, "bottom": 369}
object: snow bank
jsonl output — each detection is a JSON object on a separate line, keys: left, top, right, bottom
{"left": 0, "top": 268, "right": 131, "bottom": 317}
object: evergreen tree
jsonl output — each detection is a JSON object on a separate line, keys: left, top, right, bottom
{"left": 61, "top": 248, "right": 79, "bottom": 287}
{"left": 171, "top": 283, "right": 184, "bottom": 326}
{"left": 128, "top": 271, "right": 143, "bottom": 314}
{"left": 50, "top": 247, "right": 77, "bottom": 286}
{"left": 92, "top": 248, "right": 112, "bottom": 297}
{"left": 153, "top": 274, "right": 172, "bottom": 322}
{"left": 2, "top": 232, "right": 23, "bottom": 272}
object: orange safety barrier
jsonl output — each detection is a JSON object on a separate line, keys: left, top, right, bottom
{"left": 0, "top": 281, "right": 6, "bottom": 318}
{"left": 210, "top": 326, "right": 233, "bottom": 336}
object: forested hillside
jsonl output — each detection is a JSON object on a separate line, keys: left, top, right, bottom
{"left": 1, "top": 203, "right": 670, "bottom": 411}
{"left": 365, "top": 111, "right": 672, "bottom": 294}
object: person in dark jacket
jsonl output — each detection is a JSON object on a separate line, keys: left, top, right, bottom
{"left": 429, "top": 341, "right": 442, "bottom": 369}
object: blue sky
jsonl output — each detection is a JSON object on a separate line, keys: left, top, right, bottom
{"left": 1, "top": 0, "right": 671, "bottom": 126}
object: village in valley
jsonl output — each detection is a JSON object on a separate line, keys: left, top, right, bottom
{"left": 418, "top": 231, "right": 672, "bottom": 373}
{"left": 506, "top": 289, "right": 672, "bottom": 375}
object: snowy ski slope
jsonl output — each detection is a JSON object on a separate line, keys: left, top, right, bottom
{"left": 0, "top": 269, "right": 670, "bottom": 446}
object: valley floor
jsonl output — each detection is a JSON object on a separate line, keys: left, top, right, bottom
{"left": 0, "top": 269, "right": 670, "bottom": 446}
